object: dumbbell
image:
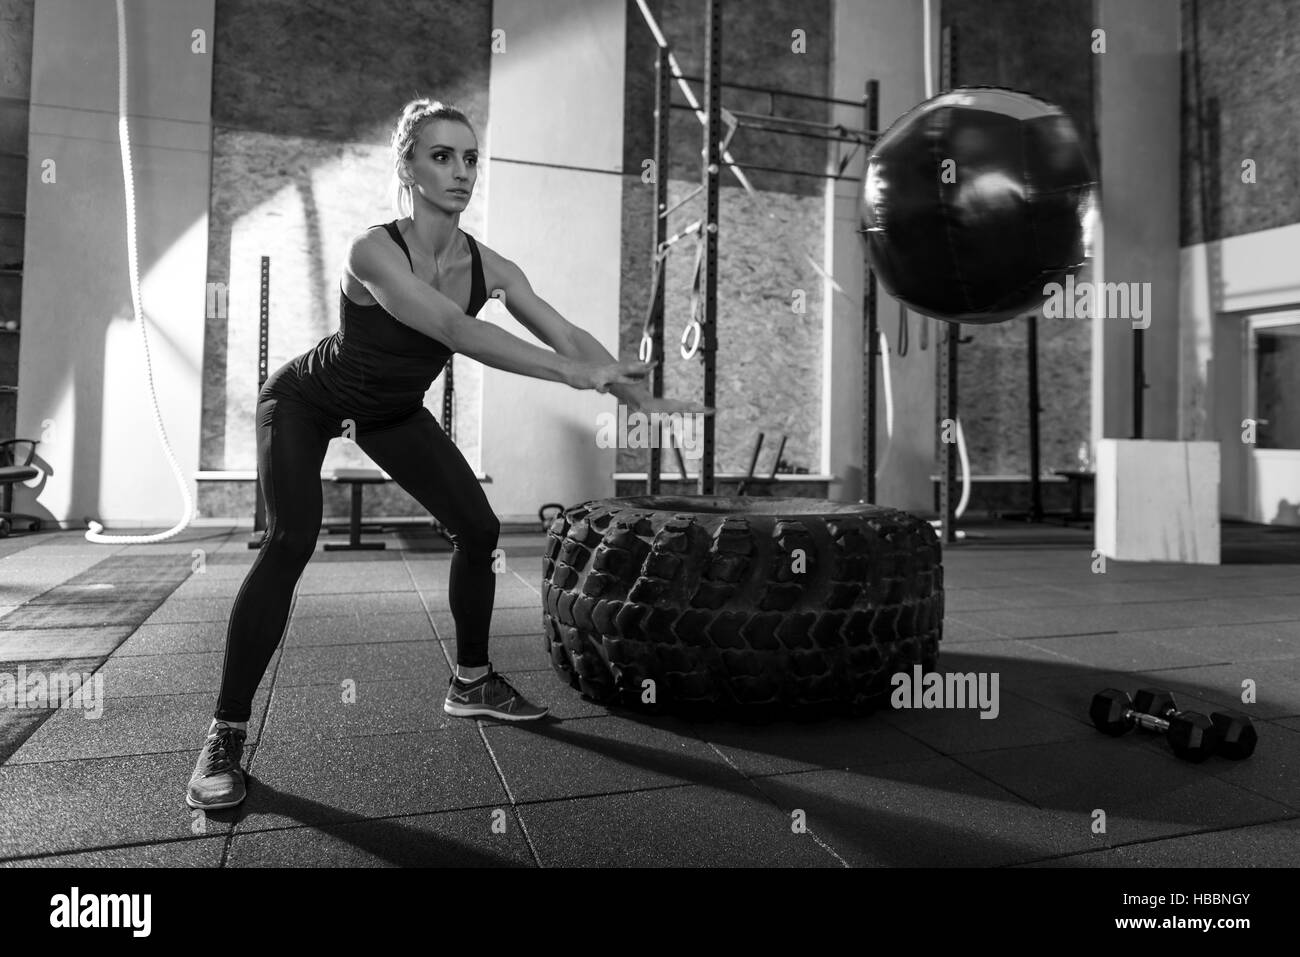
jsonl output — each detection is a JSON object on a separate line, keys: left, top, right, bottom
{"left": 538, "top": 503, "right": 566, "bottom": 531}
{"left": 1210, "top": 710, "right": 1258, "bottom": 759}
{"left": 1090, "top": 688, "right": 1220, "bottom": 763}
{"left": 1132, "top": 688, "right": 1257, "bottom": 760}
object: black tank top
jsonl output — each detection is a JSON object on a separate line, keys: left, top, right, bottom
{"left": 289, "top": 222, "right": 488, "bottom": 425}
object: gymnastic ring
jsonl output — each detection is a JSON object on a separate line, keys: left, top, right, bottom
{"left": 680, "top": 321, "right": 702, "bottom": 361}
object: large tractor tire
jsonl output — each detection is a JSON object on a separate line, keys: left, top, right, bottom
{"left": 541, "top": 496, "right": 943, "bottom": 720}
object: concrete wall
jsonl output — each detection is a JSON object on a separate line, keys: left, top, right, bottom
{"left": 481, "top": 0, "right": 627, "bottom": 518}
{"left": 1092, "top": 0, "right": 1181, "bottom": 447}
{"left": 826, "top": 0, "right": 936, "bottom": 510}
{"left": 620, "top": 0, "right": 832, "bottom": 483}
{"left": 1178, "top": 0, "right": 1300, "bottom": 524}
{"left": 13, "top": 0, "right": 1294, "bottom": 528}
{"left": 16, "top": 0, "right": 213, "bottom": 527}
{"left": 0, "top": 0, "right": 35, "bottom": 443}
{"left": 201, "top": 0, "right": 492, "bottom": 522}
{"left": 940, "top": 0, "right": 1096, "bottom": 475}
{"left": 1180, "top": 0, "right": 1300, "bottom": 245}
{"left": 1183, "top": 223, "right": 1300, "bottom": 520}
{"left": 829, "top": 0, "right": 1100, "bottom": 510}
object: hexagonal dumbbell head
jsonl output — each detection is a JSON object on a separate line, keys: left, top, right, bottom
{"left": 1210, "top": 711, "right": 1258, "bottom": 760}
{"left": 1166, "top": 711, "right": 1220, "bottom": 763}
{"left": 1133, "top": 688, "right": 1177, "bottom": 721}
{"left": 1090, "top": 689, "right": 1135, "bottom": 736}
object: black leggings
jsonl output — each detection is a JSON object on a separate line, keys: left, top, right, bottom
{"left": 213, "top": 373, "right": 499, "bottom": 723}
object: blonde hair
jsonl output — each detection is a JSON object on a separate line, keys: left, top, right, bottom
{"left": 390, "top": 98, "right": 476, "bottom": 217}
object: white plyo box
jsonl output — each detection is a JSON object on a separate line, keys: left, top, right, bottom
{"left": 1094, "top": 440, "right": 1220, "bottom": 564}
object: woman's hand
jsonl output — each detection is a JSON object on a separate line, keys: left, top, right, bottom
{"left": 570, "top": 359, "right": 657, "bottom": 393}
{"left": 567, "top": 362, "right": 714, "bottom": 418}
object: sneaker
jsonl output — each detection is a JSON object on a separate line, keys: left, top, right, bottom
{"left": 185, "top": 722, "right": 247, "bottom": 810}
{"left": 444, "top": 667, "right": 549, "bottom": 721}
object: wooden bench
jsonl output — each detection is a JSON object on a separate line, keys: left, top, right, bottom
{"left": 324, "top": 468, "right": 392, "bottom": 551}
{"left": 198, "top": 468, "right": 487, "bottom": 550}
{"left": 930, "top": 471, "right": 1094, "bottom": 522}
{"left": 323, "top": 467, "right": 508, "bottom": 551}
{"left": 1052, "top": 469, "right": 1096, "bottom": 522}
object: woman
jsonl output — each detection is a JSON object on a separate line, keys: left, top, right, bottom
{"left": 187, "top": 98, "right": 702, "bottom": 811}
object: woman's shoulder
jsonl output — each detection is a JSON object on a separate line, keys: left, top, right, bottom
{"left": 343, "top": 223, "right": 405, "bottom": 299}
{"left": 345, "top": 224, "right": 397, "bottom": 267}
{"left": 354, "top": 221, "right": 398, "bottom": 246}
{"left": 464, "top": 233, "right": 518, "bottom": 279}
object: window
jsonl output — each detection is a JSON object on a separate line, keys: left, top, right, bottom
{"left": 1253, "top": 321, "right": 1300, "bottom": 450}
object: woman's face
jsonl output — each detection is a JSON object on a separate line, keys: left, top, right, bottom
{"left": 404, "top": 119, "right": 479, "bottom": 213}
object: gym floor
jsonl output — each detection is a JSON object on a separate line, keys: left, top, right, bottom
{"left": 1, "top": 521, "right": 1297, "bottom": 868}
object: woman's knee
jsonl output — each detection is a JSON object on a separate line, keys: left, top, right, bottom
{"left": 263, "top": 524, "right": 319, "bottom": 566}
{"left": 448, "top": 513, "right": 500, "bottom": 556}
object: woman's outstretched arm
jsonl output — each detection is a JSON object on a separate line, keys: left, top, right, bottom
{"left": 486, "top": 250, "right": 711, "bottom": 415}
{"left": 348, "top": 231, "right": 651, "bottom": 393}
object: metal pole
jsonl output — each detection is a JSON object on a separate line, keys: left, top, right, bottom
{"left": 767, "top": 434, "right": 787, "bottom": 479}
{"left": 937, "top": 25, "right": 958, "bottom": 544}
{"left": 1133, "top": 327, "right": 1145, "bottom": 438}
{"left": 249, "top": 256, "right": 270, "bottom": 548}
{"left": 738, "top": 432, "right": 764, "bottom": 496}
{"left": 649, "top": 46, "right": 670, "bottom": 495}
{"left": 1027, "top": 313, "right": 1043, "bottom": 521}
{"left": 863, "top": 79, "right": 879, "bottom": 504}
{"left": 938, "top": 325, "right": 958, "bottom": 541}
{"left": 674, "top": 73, "right": 868, "bottom": 109}
{"left": 699, "top": 0, "right": 721, "bottom": 497}
{"left": 442, "top": 361, "right": 454, "bottom": 439}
